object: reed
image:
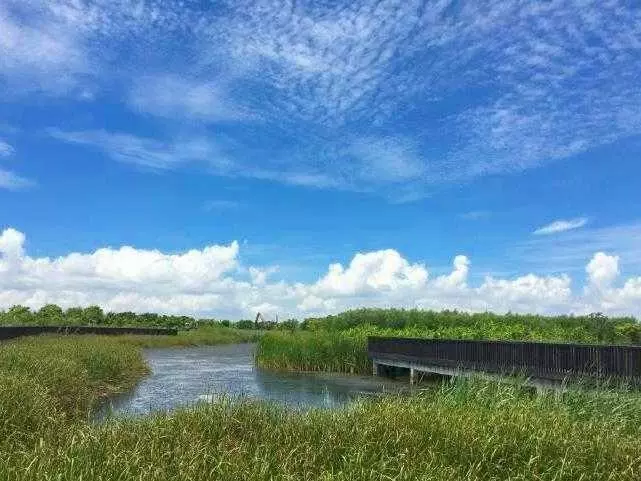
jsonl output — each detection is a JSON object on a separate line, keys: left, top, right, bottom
{"left": 2, "top": 378, "right": 641, "bottom": 480}
{"left": 256, "top": 329, "right": 371, "bottom": 373}
{"left": 257, "top": 308, "right": 641, "bottom": 375}
{"left": 116, "top": 324, "right": 261, "bottom": 348}
{"left": 0, "top": 335, "right": 148, "bottom": 448}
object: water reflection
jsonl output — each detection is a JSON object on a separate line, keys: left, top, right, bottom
{"left": 97, "top": 343, "right": 407, "bottom": 419}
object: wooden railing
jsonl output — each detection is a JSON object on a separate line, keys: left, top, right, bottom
{"left": 368, "top": 337, "right": 641, "bottom": 382}
{"left": 0, "top": 325, "right": 177, "bottom": 341}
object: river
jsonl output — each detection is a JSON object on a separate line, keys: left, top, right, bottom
{"left": 98, "top": 343, "right": 408, "bottom": 418}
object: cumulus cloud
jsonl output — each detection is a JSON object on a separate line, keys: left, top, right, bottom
{"left": 432, "top": 256, "right": 470, "bottom": 290}
{"left": 534, "top": 218, "right": 589, "bottom": 235}
{"left": 312, "top": 249, "right": 428, "bottom": 297}
{"left": 586, "top": 252, "right": 620, "bottom": 289}
{"left": 1, "top": 228, "right": 641, "bottom": 318}
{"left": 582, "top": 252, "right": 641, "bottom": 314}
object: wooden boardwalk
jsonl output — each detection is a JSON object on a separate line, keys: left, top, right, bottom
{"left": 0, "top": 325, "right": 177, "bottom": 341}
{"left": 368, "top": 336, "right": 641, "bottom": 386}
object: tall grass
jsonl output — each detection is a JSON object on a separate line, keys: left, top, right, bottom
{"left": 2, "top": 379, "right": 641, "bottom": 480}
{"left": 0, "top": 335, "right": 148, "bottom": 448}
{"left": 117, "top": 324, "right": 261, "bottom": 348}
{"left": 2, "top": 333, "right": 641, "bottom": 479}
{"left": 257, "top": 308, "right": 641, "bottom": 374}
{"left": 256, "top": 330, "right": 370, "bottom": 373}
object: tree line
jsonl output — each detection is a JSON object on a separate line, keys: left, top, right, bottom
{"left": 0, "top": 305, "right": 299, "bottom": 331}
{"left": 1, "top": 305, "right": 640, "bottom": 344}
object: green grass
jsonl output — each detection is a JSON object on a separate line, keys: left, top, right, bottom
{"left": 2, "top": 375, "right": 641, "bottom": 480}
{"left": 256, "top": 308, "right": 641, "bottom": 374}
{"left": 256, "top": 329, "right": 370, "bottom": 373}
{"left": 3, "top": 326, "right": 641, "bottom": 480}
{"left": 0, "top": 335, "right": 148, "bottom": 447}
{"left": 117, "top": 324, "right": 262, "bottom": 348}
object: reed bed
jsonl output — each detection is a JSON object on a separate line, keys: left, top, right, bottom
{"left": 0, "top": 335, "right": 148, "bottom": 448}
{"left": 116, "top": 324, "right": 261, "bottom": 348}
{"left": 256, "top": 307, "right": 641, "bottom": 375}
{"left": 3, "top": 326, "right": 641, "bottom": 480}
{"left": 2, "top": 377, "right": 641, "bottom": 480}
{"left": 256, "top": 329, "right": 371, "bottom": 373}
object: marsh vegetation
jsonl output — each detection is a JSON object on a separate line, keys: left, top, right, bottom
{"left": 2, "top": 308, "right": 641, "bottom": 480}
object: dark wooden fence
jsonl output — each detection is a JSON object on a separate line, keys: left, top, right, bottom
{"left": 368, "top": 337, "right": 641, "bottom": 382}
{"left": 0, "top": 326, "right": 177, "bottom": 341}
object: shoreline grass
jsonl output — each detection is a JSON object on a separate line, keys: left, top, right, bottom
{"left": 3, "top": 322, "right": 641, "bottom": 480}
{"left": 116, "top": 325, "right": 262, "bottom": 348}
{"left": 256, "top": 329, "right": 370, "bottom": 374}
{"left": 2, "top": 377, "right": 641, "bottom": 480}
{"left": 0, "top": 335, "right": 149, "bottom": 448}
{"left": 256, "top": 307, "right": 641, "bottom": 375}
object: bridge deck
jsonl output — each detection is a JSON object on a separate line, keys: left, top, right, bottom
{"left": 368, "top": 336, "right": 641, "bottom": 385}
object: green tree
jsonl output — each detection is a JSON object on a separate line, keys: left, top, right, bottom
{"left": 82, "top": 306, "right": 104, "bottom": 325}
{"left": 65, "top": 307, "right": 84, "bottom": 325}
{"left": 6, "top": 305, "right": 34, "bottom": 325}
{"left": 36, "top": 304, "right": 64, "bottom": 326}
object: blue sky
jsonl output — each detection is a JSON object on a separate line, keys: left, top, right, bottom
{"left": 1, "top": 0, "right": 641, "bottom": 318}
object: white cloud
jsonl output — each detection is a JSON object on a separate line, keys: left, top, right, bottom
{"left": 0, "top": 140, "right": 14, "bottom": 157}
{"left": 346, "top": 137, "right": 425, "bottom": 183}
{"left": 129, "top": 75, "right": 248, "bottom": 122}
{"left": 2, "top": 228, "right": 640, "bottom": 318}
{"left": 249, "top": 266, "right": 278, "bottom": 286}
{"left": 582, "top": 252, "right": 641, "bottom": 314}
{"left": 312, "top": 249, "right": 428, "bottom": 297}
{"left": 511, "top": 222, "right": 641, "bottom": 276}
{"left": 433, "top": 256, "right": 470, "bottom": 290}
{"left": 586, "top": 252, "right": 620, "bottom": 289}
{"left": 0, "top": 2, "right": 90, "bottom": 95}
{"left": 49, "top": 129, "right": 234, "bottom": 172}
{"left": 475, "top": 274, "right": 573, "bottom": 314}
{"left": 0, "top": 228, "right": 25, "bottom": 262}
{"left": 0, "top": 138, "right": 34, "bottom": 190}
{"left": 0, "top": 169, "right": 34, "bottom": 191}
{"left": 6, "top": 0, "right": 637, "bottom": 197}
{"left": 534, "top": 218, "right": 588, "bottom": 235}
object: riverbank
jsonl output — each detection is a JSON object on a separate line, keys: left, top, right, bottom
{"left": 4, "top": 330, "right": 641, "bottom": 479}
{"left": 116, "top": 324, "right": 261, "bottom": 348}
{"left": 4, "top": 369, "right": 641, "bottom": 479}
{"left": 0, "top": 335, "right": 149, "bottom": 448}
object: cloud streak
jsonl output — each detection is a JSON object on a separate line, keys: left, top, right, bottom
{"left": 534, "top": 218, "right": 589, "bottom": 236}
{"left": 4, "top": 1, "right": 641, "bottom": 195}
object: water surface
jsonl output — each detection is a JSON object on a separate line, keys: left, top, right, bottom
{"left": 99, "top": 343, "right": 407, "bottom": 418}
